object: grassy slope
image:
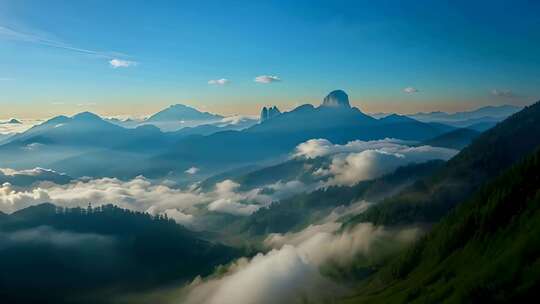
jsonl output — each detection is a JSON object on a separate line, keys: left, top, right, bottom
{"left": 341, "top": 148, "right": 540, "bottom": 303}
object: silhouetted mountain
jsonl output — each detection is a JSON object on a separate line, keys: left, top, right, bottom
{"left": 260, "top": 105, "right": 281, "bottom": 122}
{"left": 321, "top": 89, "right": 351, "bottom": 108}
{"left": 341, "top": 148, "right": 540, "bottom": 303}
{"left": 155, "top": 95, "right": 451, "bottom": 177}
{"left": 0, "top": 203, "right": 237, "bottom": 303}
{"left": 345, "top": 100, "right": 540, "bottom": 226}
{"left": 420, "top": 128, "right": 480, "bottom": 150}
{"left": 0, "top": 92, "right": 455, "bottom": 179}
{"left": 146, "top": 104, "right": 223, "bottom": 122}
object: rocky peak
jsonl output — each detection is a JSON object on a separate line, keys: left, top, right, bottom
{"left": 321, "top": 90, "right": 351, "bottom": 108}
{"left": 260, "top": 106, "right": 281, "bottom": 122}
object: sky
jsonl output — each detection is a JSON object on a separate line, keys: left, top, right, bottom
{"left": 1, "top": 0, "right": 539, "bottom": 119}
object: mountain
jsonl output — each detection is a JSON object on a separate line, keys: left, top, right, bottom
{"left": 4, "top": 112, "right": 128, "bottom": 147}
{"left": 345, "top": 100, "right": 540, "bottom": 227}
{"left": 0, "top": 112, "right": 186, "bottom": 177}
{"left": 0, "top": 167, "right": 72, "bottom": 187}
{"left": 146, "top": 104, "right": 223, "bottom": 122}
{"left": 321, "top": 89, "right": 352, "bottom": 108}
{"left": 0, "top": 91, "right": 455, "bottom": 179}
{"left": 465, "top": 121, "right": 498, "bottom": 132}
{"left": 155, "top": 91, "right": 453, "bottom": 175}
{"left": 420, "top": 128, "right": 480, "bottom": 150}
{"left": 260, "top": 106, "right": 281, "bottom": 122}
{"left": 0, "top": 118, "right": 21, "bottom": 124}
{"left": 341, "top": 148, "right": 540, "bottom": 303}
{"left": 408, "top": 104, "right": 521, "bottom": 122}
{"left": 378, "top": 114, "right": 419, "bottom": 124}
{"left": 0, "top": 203, "right": 238, "bottom": 303}
{"left": 224, "top": 160, "right": 445, "bottom": 240}
{"left": 402, "top": 105, "right": 522, "bottom": 130}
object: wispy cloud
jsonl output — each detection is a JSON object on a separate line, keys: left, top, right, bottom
{"left": 0, "top": 25, "right": 131, "bottom": 65}
{"left": 491, "top": 89, "right": 514, "bottom": 98}
{"left": 208, "top": 78, "right": 230, "bottom": 85}
{"left": 403, "top": 87, "right": 419, "bottom": 94}
{"left": 185, "top": 167, "right": 200, "bottom": 174}
{"left": 254, "top": 75, "right": 281, "bottom": 84}
{"left": 76, "top": 102, "right": 97, "bottom": 107}
{"left": 109, "top": 59, "right": 137, "bottom": 68}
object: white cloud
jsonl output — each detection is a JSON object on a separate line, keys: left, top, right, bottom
{"left": 294, "top": 138, "right": 415, "bottom": 159}
{"left": 182, "top": 219, "right": 422, "bottom": 304}
{"left": 294, "top": 138, "right": 457, "bottom": 186}
{"left": 109, "top": 58, "right": 137, "bottom": 68}
{"left": 185, "top": 167, "right": 199, "bottom": 175}
{"left": 0, "top": 119, "right": 41, "bottom": 135}
{"left": 23, "top": 143, "right": 44, "bottom": 151}
{"left": 208, "top": 78, "right": 230, "bottom": 85}
{"left": 403, "top": 87, "right": 419, "bottom": 94}
{"left": 0, "top": 167, "right": 62, "bottom": 177}
{"left": 76, "top": 102, "right": 97, "bottom": 107}
{"left": 254, "top": 75, "right": 281, "bottom": 84}
{"left": 162, "top": 208, "right": 195, "bottom": 227}
{"left": 491, "top": 89, "right": 514, "bottom": 97}
{"left": 0, "top": 174, "right": 307, "bottom": 223}
{"left": 218, "top": 115, "right": 257, "bottom": 126}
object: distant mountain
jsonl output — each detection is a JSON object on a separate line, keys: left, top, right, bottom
{"left": 408, "top": 104, "right": 521, "bottom": 122}
{"left": 0, "top": 203, "right": 237, "bottom": 303}
{"left": 0, "top": 91, "right": 456, "bottom": 179}
{"left": 465, "top": 120, "right": 498, "bottom": 132}
{"left": 342, "top": 147, "right": 540, "bottom": 303}
{"left": 378, "top": 114, "right": 418, "bottom": 124}
{"left": 399, "top": 105, "right": 522, "bottom": 131}
{"left": 420, "top": 128, "right": 480, "bottom": 150}
{"left": 0, "top": 118, "right": 21, "bottom": 124}
{"left": 345, "top": 100, "right": 540, "bottom": 227}
{"left": 146, "top": 104, "right": 223, "bottom": 122}
{"left": 155, "top": 90, "right": 454, "bottom": 174}
{"left": 0, "top": 112, "right": 186, "bottom": 177}
{"left": 0, "top": 167, "right": 72, "bottom": 187}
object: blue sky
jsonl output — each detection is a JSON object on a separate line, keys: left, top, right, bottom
{"left": 1, "top": 0, "right": 539, "bottom": 118}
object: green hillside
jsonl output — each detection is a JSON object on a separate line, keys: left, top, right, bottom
{"left": 346, "top": 101, "right": 540, "bottom": 227}
{"left": 341, "top": 148, "right": 540, "bottom": 303}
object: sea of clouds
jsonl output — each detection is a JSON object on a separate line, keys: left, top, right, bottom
{"left": 0, "top": 138, "right": 457, "bottom": 229}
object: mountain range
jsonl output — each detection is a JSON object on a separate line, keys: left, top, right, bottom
{"left": 0, "top": 90, "right": 460, "bottom": 179}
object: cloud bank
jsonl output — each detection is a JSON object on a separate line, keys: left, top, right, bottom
{"left": 181, "top": 216, "right": 421, "bottom": 304}
{"left": 0, "top": 174, "right": 308, "bottom": 227}
{"left": 294, "top": 138, "right": 457, "bottom": 186}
